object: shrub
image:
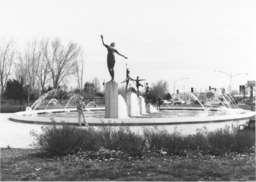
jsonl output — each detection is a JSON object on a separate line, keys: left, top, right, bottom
{"left": 30, "top": 123, "right": 255, "bottom": 157}
{"left": 183, "top": 127, "right": 210, "bottom": 153}
{"left": 30, "top": 125, "right": 100, "bottom": 156}
{"left": 235, "top": 130, "right": 255, "bottom": 152}
{"left": 143, "top": 127, "right": 185, "bottom": 155}
{"left": 207, "top": 126, "right": 236, "bottom": 154}
{"left": 143, "top": 127, "right": 171, "bottom": 150}
{"left": 98, "top": 125, "right": 144, "bottom": 155}
{"left": 143, "top": 125, "right": 255, "bottom": 156}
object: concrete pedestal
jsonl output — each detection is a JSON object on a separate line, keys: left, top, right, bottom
{"left": 139, "top": 96, "right": 147, "bottom": 114}
{"left": 105, "top": 81, "right": 118, "bottom": 118}
{"left": 126, "top": 92, "right": 140, "bottom": 117}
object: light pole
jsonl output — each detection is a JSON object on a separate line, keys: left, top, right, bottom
{"left": 19, "top": 76, "right": 23, "bottom": 111}
{"left": 214, "top": 70, "right": 248, "bottom": 94}
{"left": 173, "top": 78, "right": 189, "bottom": 94}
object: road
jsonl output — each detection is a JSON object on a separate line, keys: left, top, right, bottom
{"left": 0, "top": 113, "right": 43, "bottom": 149}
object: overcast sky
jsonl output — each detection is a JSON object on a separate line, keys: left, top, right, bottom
{"left": 1, "top": 0, "right": 255, "bottom": 93}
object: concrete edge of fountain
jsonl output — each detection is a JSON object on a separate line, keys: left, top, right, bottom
{"left": 8, "top": 108, "right": 256, "bottom": 127}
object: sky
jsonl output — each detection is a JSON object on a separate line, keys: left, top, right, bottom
{"left": 1, "top": 0, "right": 255, "bottom": 93}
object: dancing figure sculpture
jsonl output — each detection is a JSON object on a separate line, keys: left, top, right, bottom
{"left": 131, "top": 76, "right": 145, "bottom": 96}
{"left": 121, "top": 68, "right": 132, "bottom": 92}
{"left": 101, "top": 35, "right": 128, "bottom": 82}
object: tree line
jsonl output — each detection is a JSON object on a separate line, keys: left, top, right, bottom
{"left": 0, "top": 38, "right": 89, "bottom": 102}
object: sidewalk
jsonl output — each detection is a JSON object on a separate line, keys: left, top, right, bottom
{"left": 0, "top": 113, "right": 43, "bottom": 148}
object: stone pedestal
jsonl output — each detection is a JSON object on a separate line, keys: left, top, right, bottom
{"left": 105, "top": 81, "right": 118, "bottom": 118}
{"left": 126, "top": 92, "right": 140, "bottom": 117}
{"left": 139, "top": 96, "right": 147, "bottom": 114}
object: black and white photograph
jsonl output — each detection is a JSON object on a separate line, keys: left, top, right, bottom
{"left": 0, "top": 0, "right": 255, "bottom": 181}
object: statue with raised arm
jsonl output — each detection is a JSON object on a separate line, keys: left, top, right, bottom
{"left": 131, "top": 76, "right": 145, "bottom": 96}
{"left": 101, "top": 35, "right": 128, "bottom": 82}
{"left": 121, "top": 67, "right": 132, "bottom": 92}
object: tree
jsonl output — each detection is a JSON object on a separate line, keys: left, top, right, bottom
{"left": 43, "top": 38, "right": 81, "bottom": 88}
{"left": 91, "top": 77, "right": 101, "bottom": 94}
{"left": 3, "top": 79, "right": 22, "bottom": 100}
{"left": 36, "top": 39, "right": 51, "bottom": 94}
{"left": 14, "top": 40, "right": 42, "bottom": 104}
{"left": 205, "top": 91, "right": 215, "bottom": 100}
{"left": 164, "top": 92, "right": 172, "bottom": 100}
{"left": 84, "top": 82, "right": 95, "bottom": 98}
{"left": 0, "top": 39, "right": 16, "bottom": 95}
{"left": 151, "top": 80, "right": 169, "bottom": 99}
{"left": 75, "top": 51, "right": 87, "bottom": 91}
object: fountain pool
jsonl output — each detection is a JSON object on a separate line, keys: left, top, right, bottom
{"left": 7, "top": 89, "right": 255, "bottom": 135}
{"left": 9, "top": 105, "right": 255, "bottom": 135}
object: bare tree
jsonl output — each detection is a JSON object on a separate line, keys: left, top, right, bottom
{"left": 91, "top": 76, "right": 101, "bottom": 93}
{"left": 75, "top": 50, "right": 87, "bottom": 91}
{"left": 0, "top": 39, "right": 16, "bottom": 95}
{"left": 36, "top": 40, "right": 51, "bottom": 94}
{"left": 43, "top": 38, "right": 81, "bottom": 88}
{"left": 15, "top": 40, "right": 42, "bottom": 104}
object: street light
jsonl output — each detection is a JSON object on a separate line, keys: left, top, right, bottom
{"left": 173, "top": 78, "right": 189, "bottom": 94}
{"left": 214, "top": 70, "right": 248, "bottom": 93}
{"left": 19, "top": 76, "right": 23, "bottom": 111}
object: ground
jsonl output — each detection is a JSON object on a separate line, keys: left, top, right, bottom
{"left": 1, "top": 148, "right": 255, "bottom": 181}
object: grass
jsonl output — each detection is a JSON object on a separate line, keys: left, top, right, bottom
{"left": 1, "top": 148, "right": 255, "bottom": 181}
{"left": 1, "top": 123, "right": 256, "bottom": 181}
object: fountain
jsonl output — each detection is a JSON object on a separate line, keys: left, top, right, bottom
{"left": 45, "top": 99, "right": 62, "bottom": 110}
{"left": 224, "top": 93, "right": 239, "bottom": 109}
{"left": 64, "top": 94, "right": 82, "bottom": 110}
{"left": 8, "top": 71, "right": 255, "bottom": 136}
{"left": 189, "top": 93, "right": 207, "bottom": 113}
{"left": 9, "top": 86, "right": 255, "bottom": 135}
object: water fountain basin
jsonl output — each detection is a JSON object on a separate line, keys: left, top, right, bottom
{"left": 9, "top": 107, "right": 255, "bottom": 127}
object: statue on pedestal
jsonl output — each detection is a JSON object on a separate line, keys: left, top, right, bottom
{"left": 131, "top": 76, "right": 145, "bottom": 96}
{"left": 121, "top": 67, "right": 132, "bottom": 92}
{"left": 101, "top": 35, "right": 128, "bottom": 82}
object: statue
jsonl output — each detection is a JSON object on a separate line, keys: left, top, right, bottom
{"left": 145, "top": 83, "right": 150, "bottom": 95}
{"left": 131, "top": 76, "right": 145, "bottom": 96}
{"left": 101, "top": 35, "right": 128, "bottom": 82}
{"left": 121, "top": 67, "right": 132, "bottom": 92}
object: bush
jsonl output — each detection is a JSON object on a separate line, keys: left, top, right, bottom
{"left": 183, "top": 127, "right": 210, "bottom": 152}
{"left": 98, "top": 125, "right": 145, "bottom": 155}
{"left": 0, "top": 105, "right": 26, "bottom": 113}
{"left": 143, "top": 126, "right": 255, "bottom": 156}
{"left": 143, "top": 127, "right": 171, "bottom": 150}
{"left": 235, "top": 130, "right": 255, "bottom": 152}
{"left": 30, "top": 125, "right": 100, "bottom": 156}
{"left": 31, "top": 124, "right": 255, "bottom": 157}
{"left": 207, "top": 126, "right": 236, "bottom": 154}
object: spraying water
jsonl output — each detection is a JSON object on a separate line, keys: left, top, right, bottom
{"left": 214, "top": 97, "right": 226, "bottom": 107}
{"left": 31, "top": 89, "right": 58, "bottom": 110}
{"left": 221, "top": 93, "right": 231, "bottom": 109}
{"left": 45, "top": 99, "right": 62, "bottom": 110}
{"left": 64, "top": 94, "right": 82, "bottom": 110}
{"left": 86, "top": 101, "right": 97, "bottom": 107}
{"left": 225, "top": 93, "right": 239, "bottom": 109}
{"left": 189, "top": 93, "right": 207, "bottom": 113}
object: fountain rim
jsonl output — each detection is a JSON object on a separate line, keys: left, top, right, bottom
{"left": 9, "top": 107, "right": 255, "bottom": 126}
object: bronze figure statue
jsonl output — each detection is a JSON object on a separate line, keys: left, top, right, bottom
{"left": 101, "top": 35, "right": 128, "bottom": 82}
{"left": 131, "top": 76, "right": 145, "bottom": 96}
{"left": 121, "top": 67, "right": 132, "bottom": 92}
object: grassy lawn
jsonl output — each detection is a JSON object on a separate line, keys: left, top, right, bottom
{"left": 1, "top": 148, "right": 255, "bottom": 181}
